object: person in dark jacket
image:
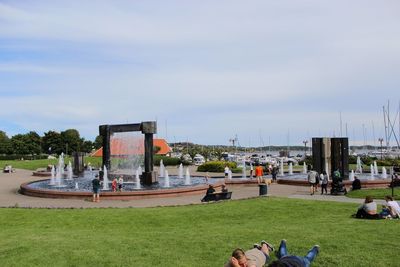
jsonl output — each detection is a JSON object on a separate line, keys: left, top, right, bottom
{"left": 201, "top": 185, "right": 216, "bottom": 202}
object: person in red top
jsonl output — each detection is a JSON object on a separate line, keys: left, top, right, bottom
{"left": 255, "top": 164, "right": 264, "bottom": 184}
{"left": 111, "top": 178, "right": 117, "bottom": 192}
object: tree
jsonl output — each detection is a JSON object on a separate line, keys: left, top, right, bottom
{"left": 82, "top": 139, "right": 94, "bottom": 153}
{"left": 61, "top": 129, "right": 82, "bottom": 155}
{"left": 25, "top": 131, "right": 42, "bottom": 155}
{"left": 11, "top": 134, "right": 30, "bottom": 155}
{"left": 42, "top": 131, "right": 63, "bottom": 155}
{"left": 94, "top": 135, "right": 103, "bottom": 149}
{"left": 0, "top": 131, "right": 13, "bottom": 154}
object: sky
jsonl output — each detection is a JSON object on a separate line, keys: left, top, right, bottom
{"left": 0, "top": 0, "right": 399, "bottom": 147}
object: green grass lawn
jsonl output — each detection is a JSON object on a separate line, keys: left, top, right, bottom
{"left": 347, "top": 188, "right": 400, "bottom": 200}
{"left": 0, "top": 157, "right": 102, "bottom": 171}
{"left": 0, "top": 197, "right": 399, "bottom": 267}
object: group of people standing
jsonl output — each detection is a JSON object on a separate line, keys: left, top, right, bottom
{"left": 307, "top": 169, "right": 329, "bottom": 195}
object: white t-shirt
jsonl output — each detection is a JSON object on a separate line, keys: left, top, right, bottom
{"left": 224, "top": 167, "right": 229, "bottom": 174}
{"left": 387, "top": 200, "right": 400, "bottom": 215}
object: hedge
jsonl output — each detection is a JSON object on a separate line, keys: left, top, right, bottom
{"left": 197, "top": 161, "right": 237, "bottom": 172}
{"left": 154, "top": 155, "right": 182, "bottom": 166}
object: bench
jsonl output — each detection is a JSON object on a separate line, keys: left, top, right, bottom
{"left": 201, "top": 191, "right": 232, "bottom": 202}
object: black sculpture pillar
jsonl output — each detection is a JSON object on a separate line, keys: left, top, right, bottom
{"left": 99, "top": 125, "right": 111, "bottom": 170}
{"left": 72, "top": 152, "right": 85, "bottom": 176}
{"left": 141, "top": 121, "right": 157, "bottom": 185}
{"left": 312, "top": 137, "right": 349, "bottom": 179}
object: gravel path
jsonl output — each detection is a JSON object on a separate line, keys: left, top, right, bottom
{"left": 0, "top": 167, "right": 374, "bottom": 208}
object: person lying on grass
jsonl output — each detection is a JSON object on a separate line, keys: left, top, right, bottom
{"left": 225, "top": 240, "right": 274, "bottom": 267}
{"left": 268, "top": 239, "right": 320, "bottom": 267}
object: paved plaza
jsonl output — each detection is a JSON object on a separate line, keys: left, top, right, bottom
{"left": 0, "top": 167, "right": 371, "bottom": 208}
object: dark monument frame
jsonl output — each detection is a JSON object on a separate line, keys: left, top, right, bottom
{"left": 99, "top": 121, "right": 157, "bottom": 185}
{"left": 312, "top": 137, "right": 349, "bottom": 179}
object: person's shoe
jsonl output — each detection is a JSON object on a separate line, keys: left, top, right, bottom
{"left": 312, "top": 245, "right": 320, "bottom": 255}
{"left": 261, "top": 240, "right": 274, "bottom": 252}
{"left": 253, "top": 243, "right": 261, "bottom": 250}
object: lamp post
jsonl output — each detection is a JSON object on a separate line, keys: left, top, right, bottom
{"left": 378, "top": 138, "right": 384, "bottom": 160}
{"left": 303, "top": 140, "right": 308, "bottom": 156}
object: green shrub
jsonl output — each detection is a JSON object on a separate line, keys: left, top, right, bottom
{"left": 197, "top": 161, "right": 237, "bottom": 172}
{"left": 154, "top": 155, "right": 181, "bottom": 166}
{"left": 231, "top": 167, "right": 242, "bottom": 173}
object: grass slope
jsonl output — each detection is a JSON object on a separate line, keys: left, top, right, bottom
{"left": 0, "top": 197, "right": 399, "bottom": 267}
{"left": 347, "top": 188, "right": 400, "bottom": 199}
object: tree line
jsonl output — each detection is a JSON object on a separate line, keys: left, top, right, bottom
{"left": 0, "top": 130, "right": 102, "bottom": 156}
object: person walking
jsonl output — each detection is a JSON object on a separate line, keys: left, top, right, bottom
{"left": 307, "top": 169, "right": 318, "bottom": 195}
{"left": 320, "top": 171, "right": 329, "bottom": 195}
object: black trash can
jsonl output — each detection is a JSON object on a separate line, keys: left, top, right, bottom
{"left": 259, "top": 184, "right": 268, "bottom": 196}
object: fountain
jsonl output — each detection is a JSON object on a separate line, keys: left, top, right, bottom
{"left": 382, "top": 167, "right": 387, "bottom": 179}
{"left": 303, "top": 162, "right": 307, "bottom": 174}
{"left": 159, "top": 160, "right": 165, "bottom": 178}
{"left": 373, "top": 161, "right": 379, "bottom": 176}
{"left": 49, "top": 165, "right": 56, "bottom": 185}
{"left": 178, "top": 163, "right": 184, "bottom": 179}
{"left": 370, "top": 164, "right": 375, "bottom": 180}
{"left": 356, "top": 156, "right": 363, "bottom": 174}
{"left": 54, "top": 159, "right": 64, "bottom": 187}
{"left": 349, "top": 170, "right": 355, "bottom": 181}
{"left": 184, "top": 167, "right": 191, "bottom": 185}
{"left": 242, "top": 160, "right": 247, "bottom": 179}
{"left": 228, "top": 170, "right": 232, "bottom": 179}
{"left": 102, "top": 165, "right": 109, "bottom": 190}
{"left": 164, "top": 170, "right": 170, "bottom": 188}
{"left": 66, "top": 161, "right": 73, "bottom": 180}
{"left": 279, "top": 159, "right": 284, "bottom": 176}
{"left": 20, "top": 122, "right": 223, "bottom": 200}
{"left": 288, "top": 162, "right": 293, "bottom": 175}
{"left": 135, "top": 168, "right": 141, "bottom": 189}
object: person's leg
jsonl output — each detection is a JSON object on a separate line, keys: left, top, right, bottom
{"left": 303, "top": 245, "right": 319, "bottom": 266}
{"left": 277, "top": 239, "right": 288, "bottom": 259}
{"left": 356, "top": 208, "right": 367, "bottom": 218}
{"left": 92, "top": 193, "right": 96, "bottom": 202}
{"left": 96, "top": 193, "right": 100, "bottom": 202}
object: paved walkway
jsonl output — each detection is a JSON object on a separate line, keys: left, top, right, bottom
{"left": 0, "top": 168, "right": 374, "bottom": 208}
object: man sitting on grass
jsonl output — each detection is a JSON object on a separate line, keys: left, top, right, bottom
{"left": 225, "top": 240, "right": 274, "bottom": 267}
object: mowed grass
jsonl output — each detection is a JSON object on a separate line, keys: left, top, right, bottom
{"left": 0, "top": 198, "right": 399, "bottom": 267}
{"left": 0, "top": 157, "right": 102, "bottom": 171}
{"left": 347, "top": 187, "right": 400, "bottom": 200}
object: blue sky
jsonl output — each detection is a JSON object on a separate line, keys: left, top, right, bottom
{"left": 0, "top": 0, "right": 399, "bottom": 146}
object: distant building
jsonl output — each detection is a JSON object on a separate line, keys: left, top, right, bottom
{"left": 91, "top": 138, "right": 172, "bottom": 157}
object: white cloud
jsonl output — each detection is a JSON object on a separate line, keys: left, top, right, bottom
{"left": 0, "top": 1, "right": 399, "bottom": 145}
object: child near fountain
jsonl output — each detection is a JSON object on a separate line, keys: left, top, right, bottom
{"left": 92, "top": 175, "right": 101, "bottom": 202}
{"left": 112, "top": 178, "right": 117, "bottom": 192}
{"left": 118, "top": 176, "right": 124, "bottom": 191}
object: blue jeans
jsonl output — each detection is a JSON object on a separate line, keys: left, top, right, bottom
{"left": 277, "top": 240, "right": 318, "bottom": 267}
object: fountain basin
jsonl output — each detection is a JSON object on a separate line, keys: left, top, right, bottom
{"left": 20, "top": 180, "right": 224, "bottom": 200}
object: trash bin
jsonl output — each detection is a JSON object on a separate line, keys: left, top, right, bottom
{"left": 259, "top": 184, "right": 268, "bottom": 196}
